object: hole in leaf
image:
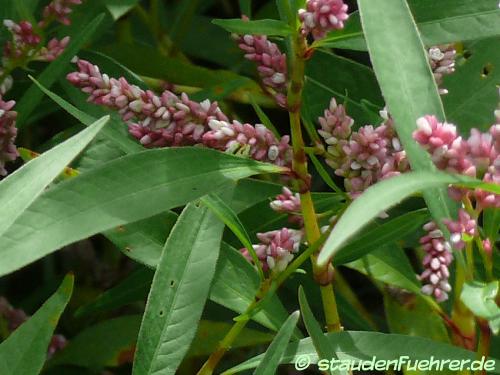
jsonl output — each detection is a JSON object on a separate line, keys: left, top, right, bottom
{"left": 463, "top": 50, "right": 472, "bottom": 60}
{"left": 170, "top": 280, "right": 175, "bottom": 287}
{"left": 481, "top": 63, "right": 493, "bottom": 78}
{"left": 159, "top": 310, "right": 164, "bottom": 317}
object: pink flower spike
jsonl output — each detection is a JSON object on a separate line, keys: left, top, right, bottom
{"left": 419, "top": 221, "right": 453, "bottom": 302}
{"left": 299, "top": 0, "right": 349, "bottom": 39}
{"left": 0, "top": 95, "right": 19, "bottom": 176}
{"left": 39, "top": 0, "right": 83, "bottom": 27}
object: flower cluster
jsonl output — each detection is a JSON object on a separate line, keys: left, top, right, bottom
{"left": 414, "top": 115, "right": 499, "bottom": 208}
{"left": 0, "top": 296, "right": 67, "bottom": 357}
{"left": 427, "top": 44, "right": 456, "bottom": 95}
{"left": 319, "top": 99, "right": 409, "bottom": 195}
{"left": 234, "top": 32, "right": 288, "bottom": 107}
{"left": 241, "top": 228, "right": 303, "bottom": 273}
{"left": 419, "top": 222, "right": 453, "bottom": 302}
{"left": 1, "top": 0, "right": 81, "bottom": 92}
{"left": 270, "top": 186, "right": 303, "bottom": 225}
{"left": 204, "top": 120, "right": 291, "bottom": 166}
{"left": 444, "top": 209, "right": 477, "bottom": 251}
{"left": 299, "top": 0, "right": 349, "bottom": 39}
{"left": 0, "top": 95, "right": 18, "bottom": 176}
{"left": 3, "top": 20, "right": 42, "bottom": 60}
{"left": 67, "top": 59, "right": 292, "bottom": 166}
{"left": 39, "top": 0, "right": 82, "bottom": 27}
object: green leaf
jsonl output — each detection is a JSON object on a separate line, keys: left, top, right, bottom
{"left": 227, "top": 331, "right": 500, "bottom": 373}
{"left": 318, "top": 171, "right": 466, "bottom": 266}
{"left": 460, "top": 281, "right": 500, "bottom": 335}
{"left": 319, "top": 1, "right": 500, "bottom": 50}
{"left": 303, "top": 50, "right": 383, "bottom": 125}
{"left": 188, "top": 320, "right": 273, "bottom": 357}
{"left": 298, "top": 287, "right": 340, "bottom": 375}
{"left": 345, "top": 244, "right": 421, "bottom": 294}
{"left": 31, "top": 77, "right": 143, "bottom": 155}
{"left": 384, "top": 293, "right": 451, "bottom": 346}
{"left": 49, "top": 315, "right": 141, "bottom": 369}
{"left": 105, "top": 0, "right": 140, "bottom": 20}
{"left": 484, "top": 207, "right": 500, "bottom": 242}
{"left": 201, "top": 193, "right": 263, "bottom": 279}
{"left": 0, "top": 275, "right": 74, "bottom": 375}
{"left": 105, "top": 212, "right": 179, "bottom": 267}
{"left": 358, "top": 0, "right": 456, "bottom": 229}
{"left": 211, "top": 244, "right": 293, "bottom": 333}
{"left": 75, "top": 268, "right": 153, "bottom": 318}
{"left": 16, "top": 14, "right": 105, "bottom": 128}
{"left": 252, "top": 311, "right": 300, "bottom": 375}
{"left": 443, "top": 38, "right": 500, "bottom": 132}
{"left": 0, "top": 116, "right": 108, "bottom": 239}
{"left": 133, "top": 201, "right": 226, "bottom": 375}
{"left": 0, "top": 148, "right": 283, "bottom": 277}
{"left": 213, "top": 18, "right": 292, "bottom": 36}
{"left": 333, "top": 209, "right": 429, "bottom": 265}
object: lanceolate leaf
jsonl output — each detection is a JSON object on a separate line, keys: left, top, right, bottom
{"left": 0, "top": 116, "right": 108, "bottom": 239}
{"left": 252, "top": 311, "right": 300, "bottom": 375}
{"left": 318, "top": 1, "right": 500, "bottom": 50}
{"left": 49, "top": 315, "right": 142, "bottom": 369}
{"left": 333, "top": 209, "right": 429, "bottom": 265}
{"left": 201, "top": 193, "right": 259, "bottom": 274}
{"left": 31, "top": 77, "right": 143, "bottom": 155}
{"left": 357, "top": 0, "right": 456, "bottom": 231}
{"left": 0, "top": 148, "right": 283, "bottom": 277}
{"left": 213, "top": 18, "right": 292, "bottom": 36}
{"left": 133, "top": 202, "right": 225, "bottom": 375}
{"left": 211, "top": 243, "right": 293, "bottom": 333}
{"left": 345, "top": 244, "right": 421, "bottom": 294}
{"left": 16, "top": 14, "right": 105, "bottom": 128}
{"left": 318, "top": 171, "right": 467, "bottom": 266}
{"left": 298, "top": 287, "right": 340, "bottom": 375}
{"left": 227, "top": 331, "right": 500, "bottom": 374}
{"left": 0, "top": 275, "right": 74, "bottom": 375}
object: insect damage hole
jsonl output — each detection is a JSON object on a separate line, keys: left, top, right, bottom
{"left": 481, "top": 63, "right": 494, "bottom": 78}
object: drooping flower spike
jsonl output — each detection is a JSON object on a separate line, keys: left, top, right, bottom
{"left": 67, "top": 59, "right": 292, "bottom": 166}
{"left": 427, "top": 44, "right": 456, "bottom": 95}
{"left": 0, "top": 95, "right": 18, "bottom": 176}
{"left": 234, "top": 31, "right": 288, "bottom": 107}
{"left": 419, "top": 222, "right": 453, "bottom": 302}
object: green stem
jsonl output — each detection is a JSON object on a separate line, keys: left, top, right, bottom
{"left": 287, "top": 26, "right": 341, "bottom": 333}
{"left": 196, "top": 313, "right": 252, "bottom": 375}
{"left": 475, "top": 320, "right": 491, "bottom": 375}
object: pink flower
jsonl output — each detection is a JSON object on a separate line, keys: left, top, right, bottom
{"left": 39, "top": 0, "right": 82, "bottom": 27}
{"left": 234, "top": 30, "right": 288, "bottom": 107}
{"left": 38, "top": 36, "right": 71, "bottom": 61}
{"left": 443, "top": 209, "right": 477, "bottom": 250}
{"left": 334, "top": 110, "right": 408, "bottom": 193}
{"left": 414, "top": 115, "right": 475, "bottom": 175}
{"left": 67, "top": 59, "right": 291, "bottom": 165}
{"left": 241, "top": 228, "right": 302, "bottom": 273}
{"left": 317, "top": 97, "right": 353, "bottom": 166}
{"left": 427, "top": 44, "right": 456, "bottom": 95}
{"left": 0, "top": 96, "right": 18, "bottom": 176}
{"left": 270, "top": 187, "right": 302, "bottom": 225}
{"left": 299, "top": 0, "right": 349, "bottom": 39}
{"left": 419, "top": 222, "right": 453, "bottom": 302}
{"left": 3, "top": 20, "right": 42, "bottom": 60}
{"left": 203, "top": 119, "right": 292, "bottom": 166}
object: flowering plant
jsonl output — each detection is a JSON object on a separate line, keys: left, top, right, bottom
{"left": 0, "top": 0, "right": 499, "bottom": 374}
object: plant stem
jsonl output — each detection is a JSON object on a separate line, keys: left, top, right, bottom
{"left": 451, "top": 260, "right": 476, "bottom": 349}
{"left": 287, "top": 27, "right": 341, "bottom": 333}
{"left": 196, "top": 314, "right": 252, "bottom": 375}
{"left": 474, "top": 319, "right": 491, "bottom": 375}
